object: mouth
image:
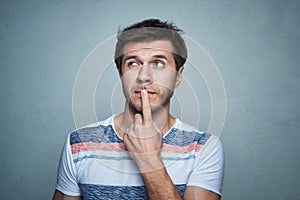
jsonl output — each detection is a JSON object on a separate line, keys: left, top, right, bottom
{"left": 134, "top": 90, "right": 156, "bottom": 94}
{"left": 132, "top": 88, "right": 157, "bottom": 99}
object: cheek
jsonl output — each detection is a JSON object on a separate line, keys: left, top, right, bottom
{"left": 153, "top": 73, "right": 177, "bottom": 91}
{"left": 121, "top": 70, "right": 138, "bottom": 97}
{"left": 122, "top": 68, "right": 140, "bottom": 81}
{"left": 121, "top": 79, "right": 131, "bottom": 97}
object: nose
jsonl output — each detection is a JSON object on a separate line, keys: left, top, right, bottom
{"left": 136, "top": 64, "right": 153, "bottom": 84}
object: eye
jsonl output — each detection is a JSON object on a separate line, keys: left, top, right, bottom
{"left": 127, "top": 61, "right": 139, "bottom": 67}
{"left": 152, "top": 61, "right": 165, "bottom": 68}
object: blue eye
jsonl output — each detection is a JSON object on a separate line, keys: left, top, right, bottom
{"left": 128, "top": 61, "right": 139, "bottom": 67}
{"left": 153, "top": 61, "right": 164, "bottom": 68}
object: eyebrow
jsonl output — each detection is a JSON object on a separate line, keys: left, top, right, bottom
{"left": 122, "top": 55, "right": 138, "bottom": 63}
{"left": 122, "top": 54, "right": 169, "bottom": 63}
{"left": 152, "top": 54, "right": 169, "bottom": 61}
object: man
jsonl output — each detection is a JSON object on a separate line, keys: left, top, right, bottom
{"left": 53, "top": 19, "right": 224, "bottom": 200}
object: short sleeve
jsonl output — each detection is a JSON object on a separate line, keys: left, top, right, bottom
{"left": 187, "top": 135, "right": 224, "bottom": 196}
{"left": 55, "top": 134, "right": 81, "bottom": 196}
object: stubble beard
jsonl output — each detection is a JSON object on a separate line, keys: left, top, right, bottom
{"left": 127, "top": 89, "right": 174, "bottom": 115}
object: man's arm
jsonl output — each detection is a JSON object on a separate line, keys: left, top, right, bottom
{"left": 139, "top": 159, "right": 182, "bottom": 199}
{"left": 135, "top": 154, "right": 221, "bottom": 200}
{"left": 52, "top": 190, "right": 82, "bottom": 200}
{"left": 139, "top": 164, "right": 220, "bottom": 200}
{"left": 184, "top": 186, "right": 221, "bottom": 200}
{"left": 124, "top": 90, "right": 221, "bottom": 199}
{"left": 53, "top": 134, "right": 83, "bottom": 199}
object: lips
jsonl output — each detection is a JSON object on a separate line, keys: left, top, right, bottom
{"left": 133, "top": 85, "right": 157, "bottom": 94}
{"left": 134, "top": 90, "right": 156, "bottom": 94}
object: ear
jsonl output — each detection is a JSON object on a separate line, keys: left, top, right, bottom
{"left": 175, "top": 66, "right": 184, "bottom": 88}
{"left": 117, "top": 66, "right": 123, "bottom": 77}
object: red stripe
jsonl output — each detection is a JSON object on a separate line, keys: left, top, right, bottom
{"left": 162, "top": 142, "right": 202, "bottom": 153}
{"left": 71, "top": 142, "right": 202, "bottom": 154}
{"left": 71, "top": 142, "right": 126, "bottom": 154}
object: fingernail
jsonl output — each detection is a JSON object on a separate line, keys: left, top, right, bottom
{"left": 141, "top": 89, "right": 147, "bottom": 94}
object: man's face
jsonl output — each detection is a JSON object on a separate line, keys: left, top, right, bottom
{"left": 120, "top": 40, "right": 183, "bottom": 113}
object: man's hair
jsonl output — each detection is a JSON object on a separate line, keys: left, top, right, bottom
{"left": 114, "top": 19, "right": 187, "bottom": 73}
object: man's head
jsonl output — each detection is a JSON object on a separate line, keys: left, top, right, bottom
{"left": 114, "top": 19, "right": 187, "bottom": 74}
{"left": 115, "top": 19, "right": 187, "bottom": 114}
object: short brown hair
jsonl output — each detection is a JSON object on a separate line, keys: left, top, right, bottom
{"left": 114, "top": 19, "right": 187, "bottom": 73}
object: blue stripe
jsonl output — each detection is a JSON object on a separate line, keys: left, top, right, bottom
{"left": 78, "top": 183, "right": 186, "bottom": 199}
{"left": 163, "top": 129, "right": 211, "bottom": 146}
{"left": 70, "top": 124, "right": 211, "bottom": 147}
{"left": 70, "top": 125, "right": 123, "bottom": 145}
{"left": 73, "top": 154, "right": 131, "bottom": 163}
{"left": 73, "top": 154, "right": 196, "bottom": 163}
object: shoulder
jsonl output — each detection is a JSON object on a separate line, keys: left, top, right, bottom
{"left": 170, "top": 119, "right": 223, "bottom": 155}
{"left": 170, "top": 119, "right": 212, "bottom": 146}
{"left": 69, "top": 115, "right": 120, "bottom": 145}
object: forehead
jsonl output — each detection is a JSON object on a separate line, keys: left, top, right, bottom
{"left": 122, "top": 40, "right": 174, "bottom": 58}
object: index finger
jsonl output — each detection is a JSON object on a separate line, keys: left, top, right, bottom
{"left": 141, "top": 89, "right": 152, "bottom": 125}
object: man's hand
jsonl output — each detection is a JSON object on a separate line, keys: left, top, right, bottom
{"left": 124, "top": 89, "right": 164, "bottom": 173}
{"left": 123, "top": 89, "right": 221, "bottom": 200}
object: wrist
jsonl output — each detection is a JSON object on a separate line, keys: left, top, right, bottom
{"left": 134, "top": 152, "right": 164, "bottom": 173}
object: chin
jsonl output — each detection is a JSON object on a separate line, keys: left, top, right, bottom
{"left": 128, "top": 101, "right": 142, "bottom": 113}
{"left": 150, "top": 104, "right": 166, "bottom": 113}
{"left": 129, "top": 101, "right": 166, "bottom": 114}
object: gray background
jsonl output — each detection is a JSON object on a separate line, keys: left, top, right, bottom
{"left": 1, "top": 0, "right": 299, "bottom": 199}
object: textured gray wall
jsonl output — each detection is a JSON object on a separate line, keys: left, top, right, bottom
{"left": 1, "top": 0, "right": 299, "bottom": 199}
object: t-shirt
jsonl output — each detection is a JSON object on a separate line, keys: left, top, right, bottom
{"left": 55, "top": 115, "right": 224, "bottom": 199}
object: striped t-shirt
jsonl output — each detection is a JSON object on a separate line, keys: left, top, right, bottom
{"left": 56, "top": 115, "right": 224, "bottom": 199}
